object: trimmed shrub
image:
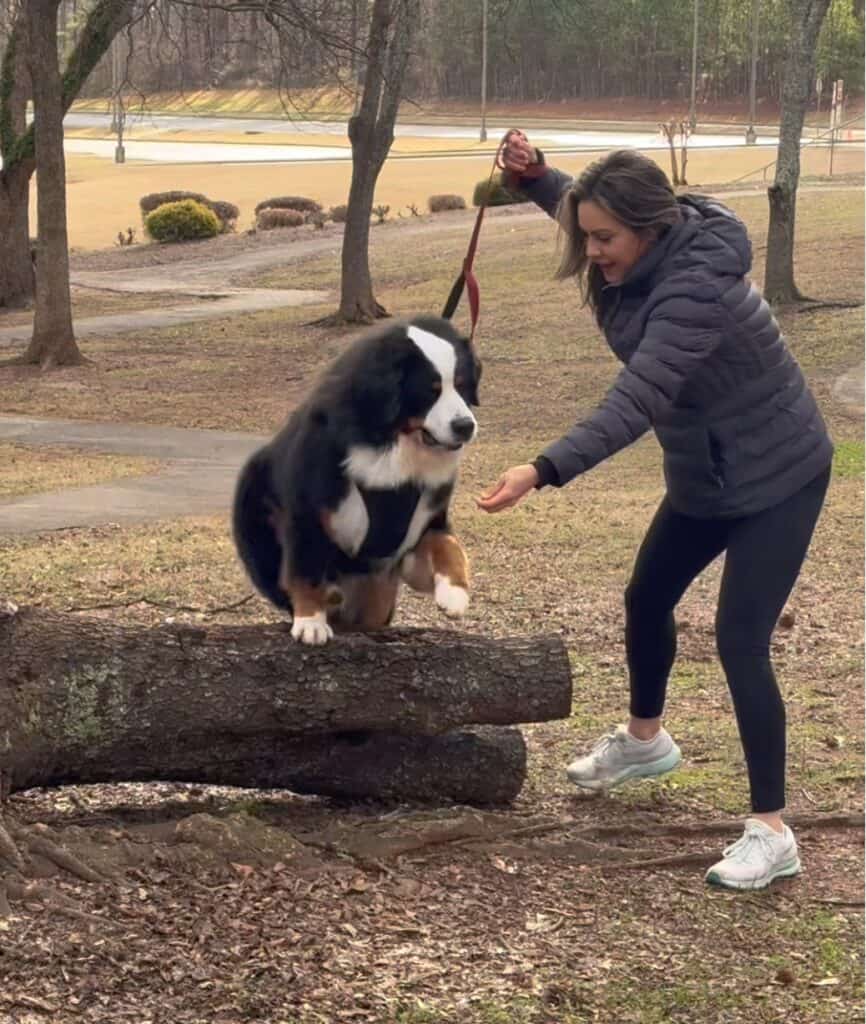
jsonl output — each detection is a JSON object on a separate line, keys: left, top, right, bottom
{"left": 428, "top": 193, "right": 466, "bottom": 213}
{"left": 472, "top": 175, "right": 531, "bottom": 208}
{"left": 257, "top": 208, "right": 305, "bottom": 230}
{"left": 209, "top": 200, "right": 240, "bottom": 232}
{"left": 144, "top": 200, "right": 221, "bottom": 243}
{"left": 329, "top": 204, "right": 349, "bottom": 224}
{"left": 139, "top": 190, "right": 210, "bottom": 217}
{"left": 254, "top": 195, "right": 322, "bottom": 217}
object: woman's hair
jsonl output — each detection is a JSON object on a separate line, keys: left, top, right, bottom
{"left": 556, "top": 150, "right": 682, "bottom": 323}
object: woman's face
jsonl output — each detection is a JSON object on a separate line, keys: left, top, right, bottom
{"left": 578, "top": 199, "right": 652, "bottom": 284}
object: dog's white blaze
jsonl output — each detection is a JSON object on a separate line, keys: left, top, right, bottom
{"left": 329, "top": 482, "right": 369, "bottom": 556}
{"left": 406, "top": 325, "right": 476, "bottom": 445}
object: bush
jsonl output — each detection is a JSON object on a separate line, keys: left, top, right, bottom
{"left": 472, "top": 175, "right": 531, "bottom": 208}
{"left": 329, "top": 204, "right": 349, "bottom": 224}
{"left": 428, "top": 193, "right": 466, "bottom": 213}
{"left": 139, "top": 191, "right": 238, "bottom": 232}
{"left": 256, "top": 208, "right": 305, "bottom": 230}
{"left": 254, "top": 195, "right": 322, "bottom": 217}
{"left": 209, "top": 199, "right": 239, "bottom": 232}
{"left": 139, "top": 190, "right": 210, "bottom": 217}
{"left": 144, "top": 200, "right": 221, "bottom": 243}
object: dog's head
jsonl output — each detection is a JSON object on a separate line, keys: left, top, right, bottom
{"left": 346, "top": 316, "right": 482, "bottom": 452}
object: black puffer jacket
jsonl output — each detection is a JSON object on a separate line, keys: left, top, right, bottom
{"left": 523, "top": 168, "right": 833, "bottom": 518}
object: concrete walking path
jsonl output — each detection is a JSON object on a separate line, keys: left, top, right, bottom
{"left": 0, "top": 415, "right": 266, "bottom": 535}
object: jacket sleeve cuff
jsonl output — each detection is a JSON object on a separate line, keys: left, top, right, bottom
{"left": 532, "top": 455, "right": 560, "bottom": 489}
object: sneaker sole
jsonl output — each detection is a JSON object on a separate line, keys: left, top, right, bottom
{"left": 566, "top": 745, "right": 682, "bottom": 791}
{"left": 705, "top": 856, "right": 802, "bottom": 891}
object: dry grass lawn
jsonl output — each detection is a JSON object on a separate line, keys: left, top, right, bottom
{"left": 58, "top": 129, "right": 863, "bottom": 250}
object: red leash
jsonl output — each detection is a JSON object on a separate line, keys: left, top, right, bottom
{"left": 441, "top": 129, "right": 528, "bottom": 342}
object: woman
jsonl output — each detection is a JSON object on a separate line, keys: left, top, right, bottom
{"left": 477, "top": 138, "right": 833, "bottom": 891}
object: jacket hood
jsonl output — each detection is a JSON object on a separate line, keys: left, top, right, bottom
{"left": 677, "top": 193, "right": 753, "bottom": 277}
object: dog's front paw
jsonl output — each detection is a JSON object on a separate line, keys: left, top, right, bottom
{"left": 291, "top": 613, "right": 334, "bottom": 645}
{"left": 434, "top": 574, "right": 469, "bottom": 618}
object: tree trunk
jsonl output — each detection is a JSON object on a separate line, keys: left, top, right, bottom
{"left": 0, "top": 158, "right": 35, "bottom": 311}
{"left": 0, "top": 604, "right": 572, "bottom": 804}
{"left": 21, "top": 0, "right": 83, "bottom": 369}
{"left": 764, "top": 0, "right": 832, "bottom": 304}
{"left": 0, "top": 10, "right": 36, "bottom": 309}
{"left": 0, "top": 0, "right": 133, "bottom": 333}
{"left": 336, "top": 0, "right": 420, "bottom": 323}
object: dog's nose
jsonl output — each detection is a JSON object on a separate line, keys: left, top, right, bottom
{"left": 450, "top": 416, "right": 476, "bottom": 442}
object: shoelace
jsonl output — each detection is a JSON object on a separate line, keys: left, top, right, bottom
{"left": 589, "top": 728, "right": 627, "bottom": 763}
{"left": 722, "top": 825, "right": 779, "bottom": 863}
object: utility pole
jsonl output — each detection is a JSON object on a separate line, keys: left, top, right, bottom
{"left": 480, "top": 0, "right": 488, "bottom": 142}
{"left": 745, "top": 0, "right": 759, "bottom": 144}
{"left": 110, "top": 35, "right": 125, "bottom": 163}
{"left": 688, "top": 0, "right": 699, "bottom": 133}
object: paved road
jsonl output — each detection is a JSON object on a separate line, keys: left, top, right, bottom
{"left": 60, "top": 110, "right": 784, "bottom": 165}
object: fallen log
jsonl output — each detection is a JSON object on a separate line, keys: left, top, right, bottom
{"left": 0, "top": 603, "right": 571, "bottom": 803}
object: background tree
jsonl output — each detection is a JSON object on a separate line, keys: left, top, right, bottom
{"left": 0, "top": 3, "right": 35, "bottom": 311}
{"left": 335, "top": 0, "right": 420, "bottom": 323}
{"left": 764, "top": 0, "right": 833, "bottom": 304}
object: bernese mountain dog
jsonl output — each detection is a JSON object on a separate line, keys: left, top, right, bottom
{"left": 232, "top": 315, "right": 481, "bottom": 645}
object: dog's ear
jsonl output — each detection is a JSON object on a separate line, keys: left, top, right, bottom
{"left": 467, "top": 348, "right": 482, "bottom": 406}
{"left": 350, "top": 338, "right": 410, "bottom": 438}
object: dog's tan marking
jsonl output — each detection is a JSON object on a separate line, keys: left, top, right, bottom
{"left": 352, "top": 573, "right": 401, "bottom": 630}
{"left": 287, "top": 579, "right": 330, "bottom": 617}
{"left": 427, "top": 532, "right": 469, "bottom": 588}
{"left": 401, "top": 531, "right": 470, "bottom": 620}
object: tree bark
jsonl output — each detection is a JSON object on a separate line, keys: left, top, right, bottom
{"left": 21, "top": 0, "right": 83, "bottom": 369}
{"left": 764, "top": 0, "right": 832, "bottom": 304}
{"left": 0, "top": 604, "right": 572, "bottom": 803}
{"left": 0, "top": 0, "right": 134, "bottom": 326}
{"left": 0, "top": 11, "right": 36, "bottom": 309}
{"left": 337, "top": 0, "right": 420, "bottom": 323}
{"left": 0, "top": 157, "right": 35, "bottom": 311}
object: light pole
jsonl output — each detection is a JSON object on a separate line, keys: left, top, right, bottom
{"left": 688, "top": 0, "right": 699, "bottom": 133}
{"left": 745, "top": 0, "right": 759, "bottom": 144}
{"left": 480, "top": 0, "right": 488, "bottom": 143}
{"left": 110, "top": 36, "right": 125, "bottom": 163}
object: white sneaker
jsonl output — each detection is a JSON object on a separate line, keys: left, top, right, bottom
{"left": 566, "top": 725, "right": 682, "bottom": 791}
{"left": 705, "top": 819, "right": 801, "bottom": 891}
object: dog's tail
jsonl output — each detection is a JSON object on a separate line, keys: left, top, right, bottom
{"left": 232, "top": 447, "right": 292, "bottom": 611}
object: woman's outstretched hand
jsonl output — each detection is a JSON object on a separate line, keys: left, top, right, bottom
{"left": 476, "top": 464, "right": 539, "bottom": 513}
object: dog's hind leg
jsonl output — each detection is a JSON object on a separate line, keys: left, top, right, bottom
{"left": 336, "top": 573, "right": 401, "bottom": 631}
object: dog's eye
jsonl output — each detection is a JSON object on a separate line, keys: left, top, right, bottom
{"left": 431, "top": 380, "right": 442, "bottom": 394}
{"left": 454, "top": 377, "right": 464, "bottom": 389}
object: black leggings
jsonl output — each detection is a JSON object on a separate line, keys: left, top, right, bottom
{"left": 625, "top": 466, "right": 831, "bottom": 813}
